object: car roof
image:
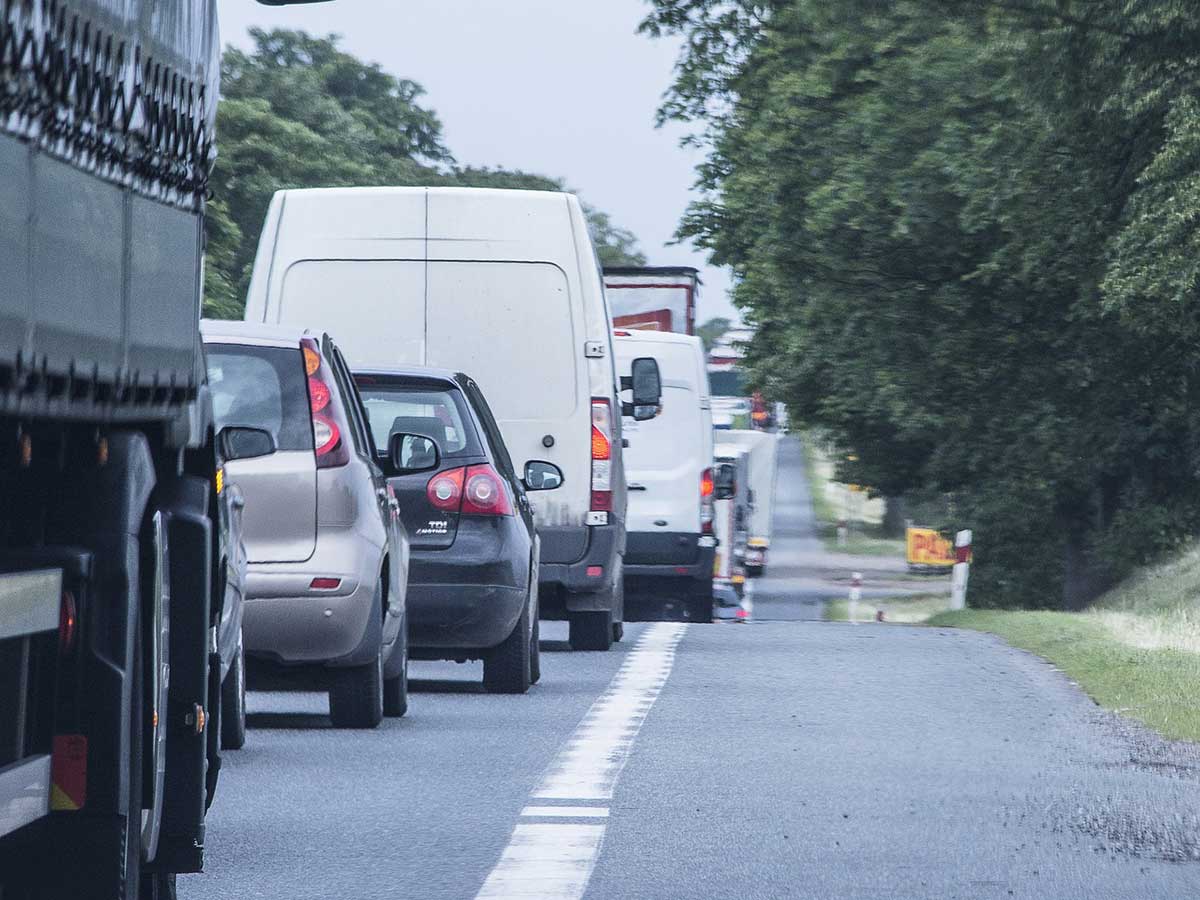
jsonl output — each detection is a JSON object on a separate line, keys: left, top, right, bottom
{"left": 200, "top": 319, "right": 318, "bottom": 347}
{"left": 352, "top": 366, "right": 466, "bottom": 387}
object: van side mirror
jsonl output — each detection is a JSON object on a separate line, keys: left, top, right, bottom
{"left": 621, "top": 357, "right": 662, "bottom": 421}
{"left": 523, "top": 461, "right": 564, "bottom": 491}
{"left": 389, "top": 432, "right": 441, "bottom": 474}
{"left": 714, "top": 463, "right": 737, "bottom": 500}
{"left": 218, "top": 426, "right": 276, "bottom": 462}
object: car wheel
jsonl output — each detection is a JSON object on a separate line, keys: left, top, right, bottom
{"left": 483, "top": 600, "right": 531, "bottom": 694}
{"left": 529, "top": 607, "right": 542, "bottom": 685}
{"left": 569, "top": 609, "right": 613, "bottom": 651}
{"left": 688, "top": 594, "right": 714, "bottom": 624}
{"left": 328, "top": 649, "right": 384, "bottom": 728}
{"left": 384, "top": 637, "right": 409, "bottom": 717}
{"left": 220, "top": 633, "right": 247, "bottom": 750}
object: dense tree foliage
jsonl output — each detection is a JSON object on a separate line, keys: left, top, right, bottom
{"left": 697, "top": 316, "right": 732, "bottom": 351}
{"left": 645, "top": 1, "right": 1200, "bottom": 607}
{"left": 205, "top": 30, "right": 644, "bottom": 315}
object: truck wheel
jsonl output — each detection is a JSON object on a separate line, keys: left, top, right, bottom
{"left": 612, "top": 621, "right": 624, "bottom": 642}
{"left": 328, "top": 649, "right": 384, "bottom": 729}
{"left": 569, "top": 609, "right": 613, "bottom": 651}
{"left": 384, "top": 636, "right": 409, "bottom": 718}
{"left": 484, "top": 600, "right": 531, "bottom": 693}
{"left": 220, "top": 634, "right": 247, "bottom": 750}
{"left": 139, "top": 872, "right": 177, "bottom": 899}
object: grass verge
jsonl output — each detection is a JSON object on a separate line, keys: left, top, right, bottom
{"left": 801, "top": 435, "right": 905, "bottom": 558}
{"left": 826, "top": 593, "right": 954, "bottom": 623}
{"left": 927, "top": 608, "right": 1200, "bottom": 742}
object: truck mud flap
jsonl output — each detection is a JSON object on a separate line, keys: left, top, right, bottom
{"left": 146, "top": 475, "right": 212, "bottom": 876}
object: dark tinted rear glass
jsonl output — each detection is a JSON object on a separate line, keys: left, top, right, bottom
{"left": 206, "top": 344, "right": 313, "bottom": 452}
{"left": 709, "top": 370, "right": 747, "bottom": 397}
{"left": 354, "top": 379, "right": 481, "bottom": 458}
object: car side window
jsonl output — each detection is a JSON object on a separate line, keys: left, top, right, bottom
{"left": 327, "top": 342, "right": 373, "bottom": 459}
{"left": 464, "top": 379, "right": 517, "bottom": 482}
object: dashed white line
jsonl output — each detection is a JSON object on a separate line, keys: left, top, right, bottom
{"left": 475, "top": 622, "right": 687, "bottom": 900}
{"left": 521, "top": 806, "right": 610, "bottom": 819}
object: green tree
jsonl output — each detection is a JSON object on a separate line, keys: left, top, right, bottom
{"left": 644, "top": 1, "right": 1200, "bottom": 608}
{"left": 696, "top": 316, "right": 731, "bottom": 351}
{"left": 205, "top": 33, "right": 647, "bottom": 315}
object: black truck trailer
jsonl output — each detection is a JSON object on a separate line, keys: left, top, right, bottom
{"left": 0, "top": 2, "right": 317, "bottom": 897}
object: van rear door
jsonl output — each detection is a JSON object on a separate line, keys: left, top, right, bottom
{"left": 424, "top": 260, "right": 589, "bottom": 529}
{"left": 207, "top": 342, "right": 318, "bottom": 563}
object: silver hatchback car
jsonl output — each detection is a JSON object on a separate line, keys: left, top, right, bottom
{"left": 201, "top": 321, "right": 410, "bottom": 728}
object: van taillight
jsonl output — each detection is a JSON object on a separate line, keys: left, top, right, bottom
{"left": 700, "top": 467, "right": 715, "bottom": 535}
{"left": 301, "top": 337, "right": 350, "bottom": 469}
{"left": 427, "top": 467, "right": 465, "bottom": 511}
{"left": 590, "top": 398, "right": 613, "bottom": 521}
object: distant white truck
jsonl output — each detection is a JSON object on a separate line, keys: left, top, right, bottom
{"left": 603, "top": 266, "right": 700, "bottom": 335}
{"left": 715, "top": 430, "right": 780, "bottom": 577}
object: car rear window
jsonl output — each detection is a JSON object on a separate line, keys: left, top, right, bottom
{"left": 354, "top": 380, "right": 480, "bottom": 458}
{"left": 206, "top": 344, "right": 313, "bottom": 452}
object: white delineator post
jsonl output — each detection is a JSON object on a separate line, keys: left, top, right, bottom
{"left": 950, "top": 530, "right": 972, "bottom": 610}
{"left": 849, "top": 571, "right": 862, "bottom": 623}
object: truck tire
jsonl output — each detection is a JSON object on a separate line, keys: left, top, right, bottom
{"left": 328, "top": 649, "right": 384, "bottom": 729}
{"left": 384, "top": 634, "right": 409, "bottom": 718}
{"left": 220, "top": 634, "right": 247, "bottom": 750}
{"left": 569, "top": 609, "right": 613, "bottom": 651}
{"left": 484, "top": 600, "right": 532, "bottom": 693}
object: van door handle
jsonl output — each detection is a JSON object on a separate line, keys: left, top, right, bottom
{"left": 627, "top": 483, "right": 647, "bottom": 491}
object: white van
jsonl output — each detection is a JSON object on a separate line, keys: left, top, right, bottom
{"left": 243, "top": 187, "right": 660, "bottom": 650}
{"left": 614, "top": 330, "right": 715, "bottom": 621}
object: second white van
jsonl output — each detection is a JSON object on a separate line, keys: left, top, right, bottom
{"left": 614, "top": 329, "right": 715, "bottom": 621}
{"left": 242, "top": 187, "right": 661, "bottom": 651}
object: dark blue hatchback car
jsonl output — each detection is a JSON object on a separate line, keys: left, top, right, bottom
{"left": 353, "top": 368, "right": 554, "bottom": 693}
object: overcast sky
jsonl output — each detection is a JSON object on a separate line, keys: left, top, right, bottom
{"left": 215, "top": 0, "right": 738, "bottom": 323}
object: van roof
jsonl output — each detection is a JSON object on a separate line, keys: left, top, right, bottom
{"left": 275, "top": 185, "right": 573, "bottom": 206}
{"left": 612, "top": 330, "right": 700, "bottom": 346}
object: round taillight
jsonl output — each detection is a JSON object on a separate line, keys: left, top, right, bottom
{"left": 466, "top": 473, "right": 499, "bottom": 509}
{"left": 427, "top": 467, "right": 465, "bottom": 511}
{"left": 308, "top": 377, "right": 331, "bottom": 412}
{"left": 312, "top": 415, "right": 340, "bottom": 455}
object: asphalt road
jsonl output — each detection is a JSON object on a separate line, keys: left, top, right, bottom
{"left": 183, "top": 436, "right": 1200, "bottom": 899}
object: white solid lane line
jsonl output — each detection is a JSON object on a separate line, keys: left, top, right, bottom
{"left": 475, "top": 622, "right": 687, "bottom": 900}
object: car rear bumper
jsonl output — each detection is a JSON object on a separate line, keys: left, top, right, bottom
{"left": 407, "top": 583, "right": 526, "bottom": 651}
{"left": 241, "top": 529, "right": 381, "bottom": 667}
{"left": 406, "top": 518, "right": 530, "bottom": 651}
{"left": 537, "top": 523, "right": 619, "bottom": 596}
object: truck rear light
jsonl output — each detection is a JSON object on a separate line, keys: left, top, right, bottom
{"left": 58, "top": 590, "right": 77, "bottom": 655}
{"left": 302, "top": 337, "right": 351, "bottom": 469}
{"left": 310, "top": 577, "right": 341, "bottom": 591}
{"left": 586, "top": 566, "right": 604, "bottom": 578}
{"left": 462, "top": 465, "right": 513, "bottom": 516}
{"left": 427, "top": 467, "right": 466, "bottom": 511}
{"left": 591, "top": 398, "right": 613, "bottom": 520}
